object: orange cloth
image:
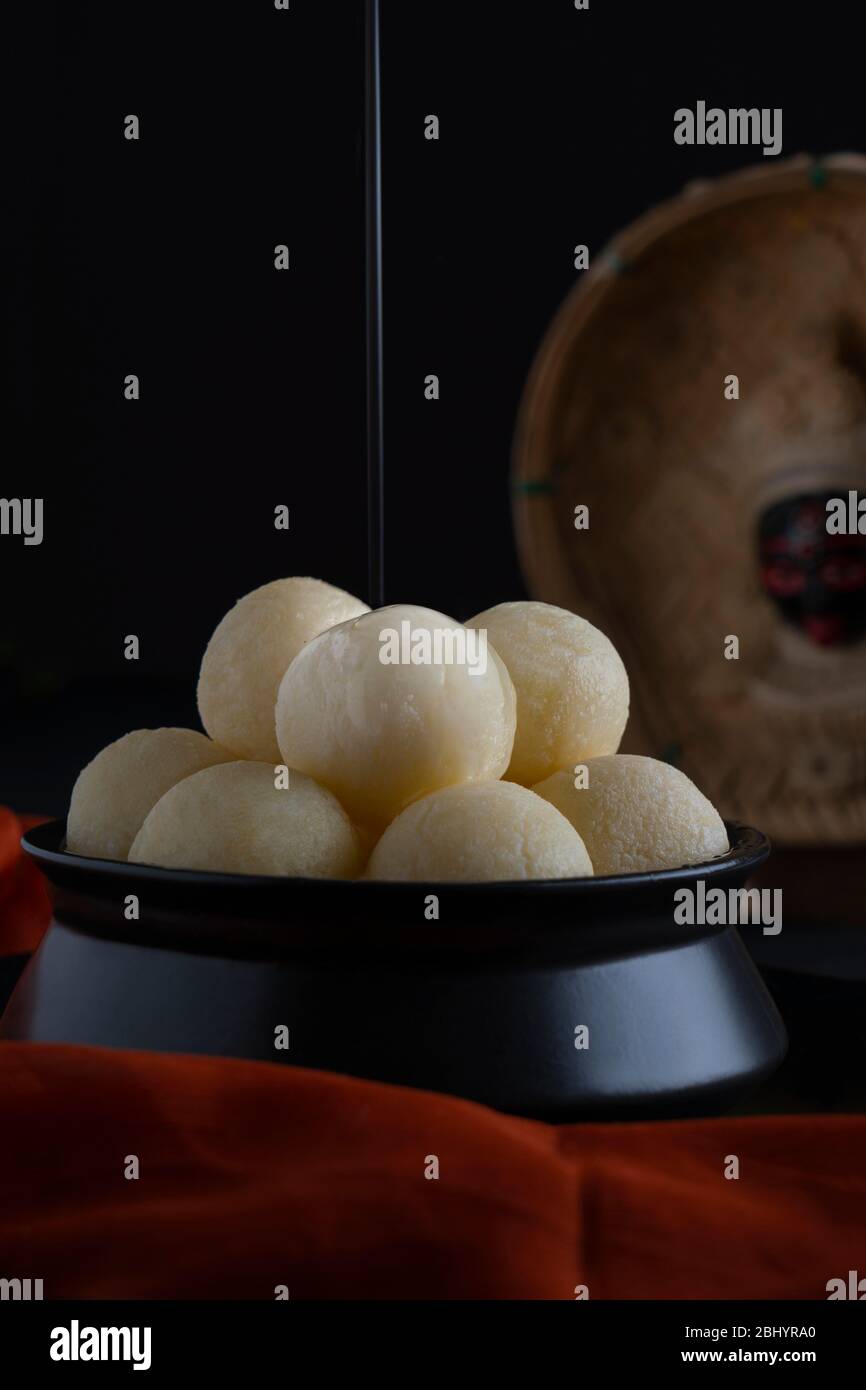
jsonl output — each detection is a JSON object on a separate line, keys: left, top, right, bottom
{"left": 0, "top": 1043, "right": 864, "bottom": 1299}
{"left": 0, "top": 807, "right": 51, "bottom": 957}
{"left": 1, "top": 809, "right": 864, "bottom": 1300}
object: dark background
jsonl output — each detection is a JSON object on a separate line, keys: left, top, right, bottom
{"left": 1, "top": 0, "right": 861, "bottom": 813}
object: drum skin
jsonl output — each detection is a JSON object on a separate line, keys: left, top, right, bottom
{"left": 514, "top": 155, "right": 866, "bottom": 848}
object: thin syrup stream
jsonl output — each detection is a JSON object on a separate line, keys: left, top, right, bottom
{"left": 365, "top": 0, "right": 385, "bottom": 609}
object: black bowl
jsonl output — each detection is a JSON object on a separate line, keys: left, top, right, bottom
{"left": 0, "top": 818, "right": 787, "bottom": 1120}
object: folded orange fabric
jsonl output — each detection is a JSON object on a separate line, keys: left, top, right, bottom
{"left": 0, "top": 808, "right": 51, "bottom": 957}
{"left": 1, "top": 1040, "right": 864, "bottom": 1300}
{"left": 2, "top": 808, "right": 864, "bottom": 1300}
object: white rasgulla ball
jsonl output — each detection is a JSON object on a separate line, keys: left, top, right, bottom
{"left": 533, "top": 755, "right": 730, "bottom": 876}
{"left": 67, "top": 728, "right": 235, "bottom": 862}
{"left": 465, "top": 601, "right": 629, "bottom": 787}
{"left": 197, "top": 577, "right": 370, "bottom": 762}
{"left": 128, "top": 761, "right": 363, "bottom": 878}
{"left": 275, "top": 604, "right": 517, "bottom": 831}
{"left": 366, "top": 781, "right": 594, "bottom": 882}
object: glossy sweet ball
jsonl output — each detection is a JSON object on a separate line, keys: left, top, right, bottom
{"left": 533, "top": 755, "right": 730, "bottom": 875}
{"left": 366, "top": 780, "right": 594, "bottom": 882}
{"left": 275, "top": 604, "right": 517, "bottom": 831}
{"left": 66, "top": 728, "right": 235, "bottom": 862}
{"left": 197, "top": 577, "right": 370, "bottom": 762}
{"left": 466, "top": 601, "right": 629, "bottom": 786}
{"left": 128, "top": 761, "right": 363, "bottom": 878}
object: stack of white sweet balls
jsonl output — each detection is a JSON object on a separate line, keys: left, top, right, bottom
{"left": 66, "top": 577, "right": 730, "bottom": 881}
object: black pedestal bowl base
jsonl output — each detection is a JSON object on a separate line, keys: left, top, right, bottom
{"left": 1, "top": 820, "right": 787, "bottom": 1122}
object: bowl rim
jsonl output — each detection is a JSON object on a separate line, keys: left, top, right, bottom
{"left": 22, "top": 816, "right": 771, "bottom": 895}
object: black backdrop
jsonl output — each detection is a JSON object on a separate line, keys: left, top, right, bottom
{"left": 2, "top": 0, "right": 862, "bottom": 812}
